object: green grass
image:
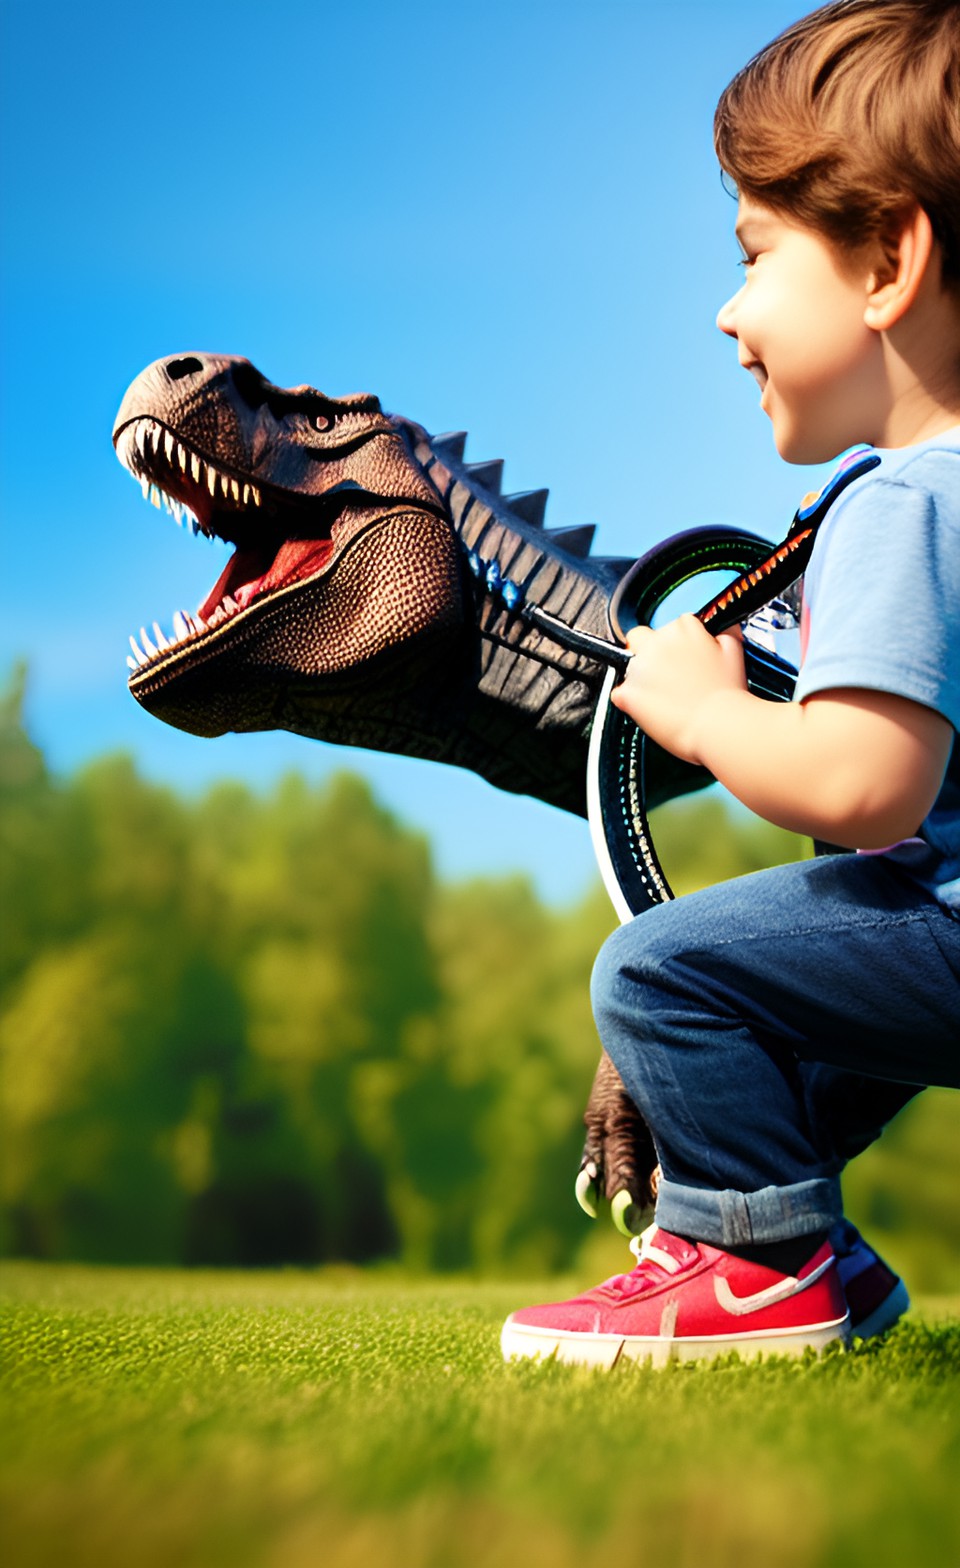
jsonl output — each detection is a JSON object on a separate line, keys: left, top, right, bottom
{"left": 1, "top": 1263, "right": 959, "bottom": 1568}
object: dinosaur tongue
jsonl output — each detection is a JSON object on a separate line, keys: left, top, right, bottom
{"left": 199, "top": 537, "right": 336, "bottom": 620}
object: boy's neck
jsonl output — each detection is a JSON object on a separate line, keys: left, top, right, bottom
{"left": 873, "top": 277, "right": 960, "bottom": 449}
{"left": 875, "top": 406, "right": 960, "bottom": 450}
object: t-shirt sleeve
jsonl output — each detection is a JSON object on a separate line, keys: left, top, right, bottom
{"left": 793, "top": 470, "right": 960, "bottom": 732}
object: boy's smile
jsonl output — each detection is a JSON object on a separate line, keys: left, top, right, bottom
{"left": 717, "top": 197, "right": 885, "bottom": 464}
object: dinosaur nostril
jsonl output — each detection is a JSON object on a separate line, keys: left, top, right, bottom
{"left": 166, "top": 356, "right": 204, "bottom": 381}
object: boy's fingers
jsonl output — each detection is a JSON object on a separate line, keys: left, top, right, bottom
{"left": 624, "top": 625, "right": 653, "bottom": 652}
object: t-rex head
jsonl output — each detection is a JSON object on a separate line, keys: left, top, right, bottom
{"left": 114, "top": 352, "right": 646, "bottom": 816}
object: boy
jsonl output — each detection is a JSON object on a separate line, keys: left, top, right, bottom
{"left": 502, "top": 0, "right": 960, "bottom": 1367}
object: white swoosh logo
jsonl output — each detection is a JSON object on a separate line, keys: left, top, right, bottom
{"left": 714, "top": 1255, "right": 833, "bottom": 1317}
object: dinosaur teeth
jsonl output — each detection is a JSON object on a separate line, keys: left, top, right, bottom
{"left": 127, "top": 606, "right": 212, "bottom": 672}
{"left": 121, "top": 420, "right": 262, "bottom": 534}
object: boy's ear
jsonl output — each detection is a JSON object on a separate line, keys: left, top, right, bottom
{"left": 864, "top": 205, "right": 936, "bottom": 331}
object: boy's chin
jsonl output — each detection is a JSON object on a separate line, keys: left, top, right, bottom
{"left": 772, "top": 424, "right": 848, "bottom": 467}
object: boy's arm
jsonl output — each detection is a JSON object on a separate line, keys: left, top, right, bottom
{"left": 614, "top": 615, "right": 953, "bottom": 849}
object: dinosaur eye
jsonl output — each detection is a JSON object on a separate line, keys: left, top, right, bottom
{"left": 312, "top": 413, "right": 332, "bottom": 432}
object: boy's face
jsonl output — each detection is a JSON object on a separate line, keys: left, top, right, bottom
{"left": 717, "top": 196, "right": 885, "bottom": 464}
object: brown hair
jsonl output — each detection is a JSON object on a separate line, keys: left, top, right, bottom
{"left": 714, "top": 0, "right": 960, "bottom": 281}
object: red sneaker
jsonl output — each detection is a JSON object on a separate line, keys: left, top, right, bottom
{"left": 501, "top": 1226, "right": 849, "bottom": 1368}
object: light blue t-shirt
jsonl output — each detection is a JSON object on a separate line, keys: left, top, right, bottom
{"left": 792, "top": 429, "right": 960, "bottom": 910}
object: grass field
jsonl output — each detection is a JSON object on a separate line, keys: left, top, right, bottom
{"left": 2, "top": 1262, "right": 958, "bottom": 1568}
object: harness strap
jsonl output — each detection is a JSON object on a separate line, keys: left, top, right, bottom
{"left": 588, "top": 448, "right": 881, "bottom": 920}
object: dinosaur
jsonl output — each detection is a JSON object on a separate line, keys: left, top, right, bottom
{"left": 113, "top": 351, "right": 795, "bottom": 1232}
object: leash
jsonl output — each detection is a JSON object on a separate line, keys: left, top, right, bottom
{"left": 588, "top": 448, "right": 881, "bottom": 919}
{"left": 526, "top": 447, "right": 881, "bottom": 674}
{"left": 464, "top": 446, "right": 879, "bottom": 916}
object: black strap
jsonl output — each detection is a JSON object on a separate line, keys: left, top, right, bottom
{"left": 587, "top": 448, "right": 881, "bottom": 919}
{"left": 696, "top": 449, "right": 880, "bottom": 638}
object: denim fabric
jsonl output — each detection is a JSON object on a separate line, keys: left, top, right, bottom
{"left": 591, "top": 851, "right": 960, "bottom": 1246}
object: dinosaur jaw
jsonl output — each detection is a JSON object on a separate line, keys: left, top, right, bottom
{"left": 116, "top": 414, "right": 344, "bottom": 673}
{"left": 122, "top": 501, "right": 467, "bottom": 745}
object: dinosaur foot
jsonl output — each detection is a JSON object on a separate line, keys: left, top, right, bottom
{"left": 577, "top": 1050, "right": 659, "bottom": 1236}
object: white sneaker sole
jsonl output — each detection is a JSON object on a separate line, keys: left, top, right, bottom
{"left": 501, "top": 1313, "right": 850, "bottom": 1369}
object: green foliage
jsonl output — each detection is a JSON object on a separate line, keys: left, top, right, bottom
{"left": 1, "top": 668, "right": 958, "bottom": 1280}
{"left": 2, "top": 1263, "right": 959, "bottom": 1568}
{"left": 648, "top": 785, "right": 813, "bottom": 895}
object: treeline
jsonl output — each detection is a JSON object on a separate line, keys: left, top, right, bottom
{"left": 2, "top": 669, "right": 958, "bottom": 1285}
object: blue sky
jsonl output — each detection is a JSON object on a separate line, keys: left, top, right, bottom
{"left": 1, "top": 0, "right": 829, "bottom": 903}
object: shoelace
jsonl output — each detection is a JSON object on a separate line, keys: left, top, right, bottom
{"left": 629, "top": 1224, "right": 684, "bottom": 1275}
{"left": 600, "top": 1225, "right": 687, "bottom": 1298}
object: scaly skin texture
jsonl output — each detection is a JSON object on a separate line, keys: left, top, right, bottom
{"left": 115, "top": 352, "right": 712, "bottom": 1230}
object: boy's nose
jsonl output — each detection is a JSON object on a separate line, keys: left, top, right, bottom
{"left": 716, "top": 291, "right": 740, "bottom": 337}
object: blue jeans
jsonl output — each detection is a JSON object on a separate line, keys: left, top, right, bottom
{"left": 590, "top": 853, "right": 960, "bottom": 1247}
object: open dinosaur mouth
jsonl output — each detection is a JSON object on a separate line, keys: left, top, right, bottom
{"left": 115, "top": 415, "right": 336, "bottom": 673}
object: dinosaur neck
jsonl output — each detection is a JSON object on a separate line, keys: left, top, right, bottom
{"left": 409, "top": 427, "right": 622, "bottom": 818}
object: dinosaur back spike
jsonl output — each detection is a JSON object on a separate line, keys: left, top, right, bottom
{"left": 464, "top": 460, "right": 504, "bottom": 495}
{"left": 503, "top": 489, "right": 549, "bottom": 528}
{"left": 546, "top": 524, "right": 597, "bottom": 559}
{"left": 430, "top": 431, "right": 468, "bottom": 463}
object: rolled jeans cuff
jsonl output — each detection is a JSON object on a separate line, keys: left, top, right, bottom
{"left": 655, "top": 1175, "right": 844, "bottom": 1247}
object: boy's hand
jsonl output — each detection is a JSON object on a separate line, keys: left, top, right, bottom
{"left": 611, "top": 623, "right": 951, "bottom": 847}
{"left": 610, "top": 614, "right": 747, "bottom": 765}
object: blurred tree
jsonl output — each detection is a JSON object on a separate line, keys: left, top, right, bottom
{"left": 648, "top": 786, "right": 811, "bottom": 896}
{"left": 1, "top": 666, "right": 957, "bottom": 1284}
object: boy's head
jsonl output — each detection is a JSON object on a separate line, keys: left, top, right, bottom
{"left": 714, "top": 0, "right": 960, "bottom": 463}
{"left": 714, "top": 0, "right": 960, "bottom": 286}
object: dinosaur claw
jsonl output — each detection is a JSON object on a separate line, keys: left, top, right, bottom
{"left": 611, "top": 1189, "right": 645, "bottom": 1238}
{"left": 575, "top": 1163, "right": 599, "bottom": 1219}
